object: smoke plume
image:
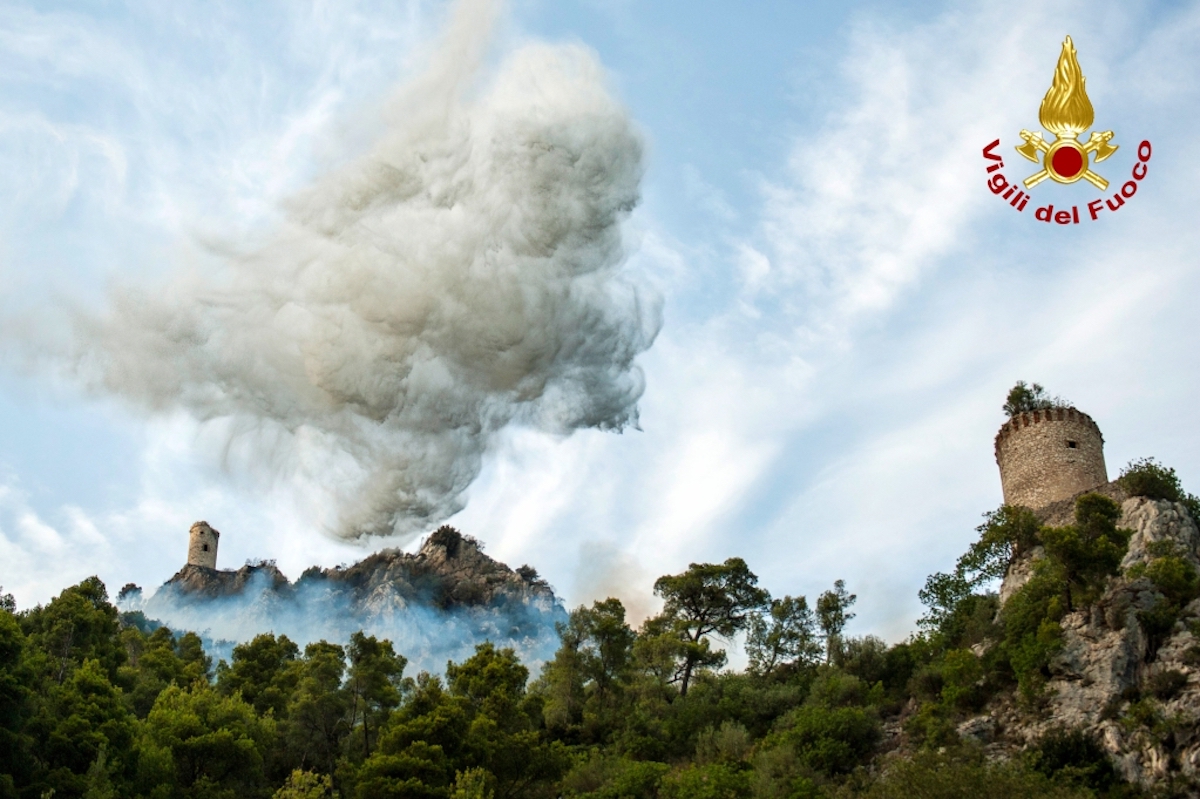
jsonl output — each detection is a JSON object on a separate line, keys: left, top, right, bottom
{"left": 66, "top": 0, "right": 661, "bottom": 540}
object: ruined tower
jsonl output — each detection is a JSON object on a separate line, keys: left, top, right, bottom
{"left": 187, "top": 521, "right": 220, "bottom": 569}
{"left": 994, "top": 407, "right": 1108, "bottom": 510}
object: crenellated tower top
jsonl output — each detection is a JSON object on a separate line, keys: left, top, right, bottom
{"left": 995, "top": 406, "right": 1107, "bottom": 510}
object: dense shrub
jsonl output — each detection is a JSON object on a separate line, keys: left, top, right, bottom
{"left": 862, "top": 750, "right": 1094, "bottom": 799}
{"left": 559, "top": 753, "right": 669, "bottom": 799}
{"left": 999, "top": 566, "right": 1066, "bottom": 699}
{"left": 1118, "top": 458, "right": 1200, "bottom": 523}
{"left": 1145, "top": 670, "right": 1188, "bottom": 701}
{"left": 1026, "top": 727, "right": 1121, "bottom": 794}
{"left": 770, "top": 704, "right": 881, "bottom": 776}
{"left": 748, "top": 746, "right": 822, "bottom": 799}
{"left": 938, "top": 649, "right": 985, "bottom": 712}
{"left": 694, "top": 721, "right": 751, "bottom": 765}
{"left": 1119, "top": 458, "right": 1187, "bottom": 502}
{"left": 659, "top": 763, "right": 751, "bottom": 799}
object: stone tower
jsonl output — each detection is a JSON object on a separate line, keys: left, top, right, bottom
{"left": 187, "top": 521, "right": 220, "bottom": 569}
{"left": 994, "top": 407, "right": 1108, "bottom": 510}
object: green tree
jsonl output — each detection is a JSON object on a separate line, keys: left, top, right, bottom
{"left": 652, "top": 559, "right": 769, "bottom": 696}
{"left": 815, "top": 580, "right": 856, "bottom": 664}
{"left": 273, "top": 769, "right": 334, "bottom": 799}
{"left": 1118, "top": 457, "right": 1187, "bottom": 501}
{"left": 446, "top": 643, "right": 567, "bottom": 797}
{"left": 355, "top": 672, "right": 467, "bottom": 798}
{"left": 120, "top": 626, "right": 212, "bottom": 719}
{"left": 960, "top": 505, "right": 1042, "bottom": 580}
{"left": 282, "top": 642, "right": 349, "bottom": 778}
{"left": 27, "top": 658, "right": 138, "bottom": 798}
{"left": 450, "top": 767, "right": 495, "bottom": 799}
{"left": 745, "top": 595, "right": 820, "bottom": 678}
{"left": 1039, "top": 493, "right": 1129, "bottom": 611}
{"left": 1003, "top": 381, "right": 1066, "bottom": 417}
{"left": 0, "top": 607, "right": 31, "bottom": 793}
{"left": 20, "top": 577, "right": 126, "bottom": 686}
{"left": 360, "top": 645, "right": 567, "bottom": 799}
{"left": 1000, "top": 564, "right": 1067, "bottom": 699}
{"left": 770, "top": 702, "right": 881, "bottom": 777}
{"left": 345, "top": 632, "right": 408, "bottom": 760}
{"left": 537, "top": 614, "right": 587, "bottom": 737}
{"left": 631, "top": 614, "right": 692, "bottom": 695}
{"left": 15, "top": 580, "right": 138, "bottom": 798}
{"left": 557, "top": 753, "right": 668, "bottom": 798}
{"left": 920, "top": 506, "right": 1039, "bottom": 632}
{"left": 538, "top": 599, "right": 636, "bottom": 740}
{"left": 659, "top": 763, "right": 750, "bottom": 799}
{"left": 137, "top": 682, "right": 276, "bottom": 799}
{"left": 177, "top": 632, "right": 213, "bottom": 684}
{"left": 217, "top": 633, "right": 301, "bottom": 717}
{"left": 575, "top": 599, "right": 636, "bottom": 706}
{"left": 1026, "top": 727, "right": 1121, "bottom": 795}
{"left": 917, "top": 571, "right": 972, "bottom": 635}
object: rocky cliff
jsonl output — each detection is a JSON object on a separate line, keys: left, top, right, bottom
{"left": 961, "top": 486, "right": 1200, "bottom": 788}
{"left": 141, "top": 526, "right": 564, "bottom": 672}
{"left": 158, "top": 525, "right": 555, "bottom": 611}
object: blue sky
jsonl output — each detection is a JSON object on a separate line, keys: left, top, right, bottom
{"left": 1, "top": 0, "right": 1198, "bottom": 645}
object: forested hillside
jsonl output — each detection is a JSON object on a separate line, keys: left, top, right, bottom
{"left": 2, "top": 458, "right": 1199, "bottom": 798}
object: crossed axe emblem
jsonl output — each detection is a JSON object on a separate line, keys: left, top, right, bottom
{"left": 1016, "top": 128, "right": 1118, "bottom": 190}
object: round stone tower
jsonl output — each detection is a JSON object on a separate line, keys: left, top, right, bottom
{"left": 994, "top": 407, "right": 1108, "bottom": 510}
{"left": 187, "top": 521, "right": 220, "bottom": 569}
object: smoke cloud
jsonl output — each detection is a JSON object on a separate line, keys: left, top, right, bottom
{"left": 63, "top": 0, "right": 661, "bottom": 540}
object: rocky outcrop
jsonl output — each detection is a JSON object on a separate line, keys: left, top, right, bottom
{"left": 158, "top": 525, "right": 555, "bottom": 611}
{"left": 293, "top": 526, "right": 555, "bottom": 612}
{"left": 981, "top": 496, "right": 1200, "bottom": 789}
{"left": 141, "top": 526, "right": 565, "bottom": 674}
{"left": 165, "top": 561, "right": 290, "bottom": 599}
{"left": 1121, "top": 500, "right": 1200, "bottom": 572}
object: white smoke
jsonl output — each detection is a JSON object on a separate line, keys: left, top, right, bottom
{"left": 61, "top": 0, "right": 661, "bottom": 540}
{"left": 124, "top": 569, "right": 566, "bottom": 675}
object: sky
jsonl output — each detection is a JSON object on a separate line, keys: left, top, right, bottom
{"left": 1, "top": 0, "right": 1199, "bottom": 647}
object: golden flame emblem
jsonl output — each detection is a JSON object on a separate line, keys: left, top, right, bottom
{"left": 1016, "top": 36, "right": 1117, "bottom": 190}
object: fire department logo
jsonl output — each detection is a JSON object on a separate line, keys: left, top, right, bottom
{"left": 1015, "top": 36, "right": 1117, "bottom": 190}
{"left": 981, "top": 35, "right": 1151, "bottom": 224}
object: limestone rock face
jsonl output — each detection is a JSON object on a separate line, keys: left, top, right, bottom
{"left": 1120, "top": 499, "right": 1200, "bottom": 571}
{"left": 998, "top": 545, "right": 1043, "bottom": 605}
{"left": 979, "top": 496, "right": 1200, "bottom": 789}
{"left": 1041, "top": 586, "right": 1153, "bottom": 727}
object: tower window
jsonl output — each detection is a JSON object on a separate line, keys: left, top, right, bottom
{"left": 1066, "top": 440, "right": 1078, "bottom": 449}
{"left": 202, "top": 544, "right": 209, "bottom": 552}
